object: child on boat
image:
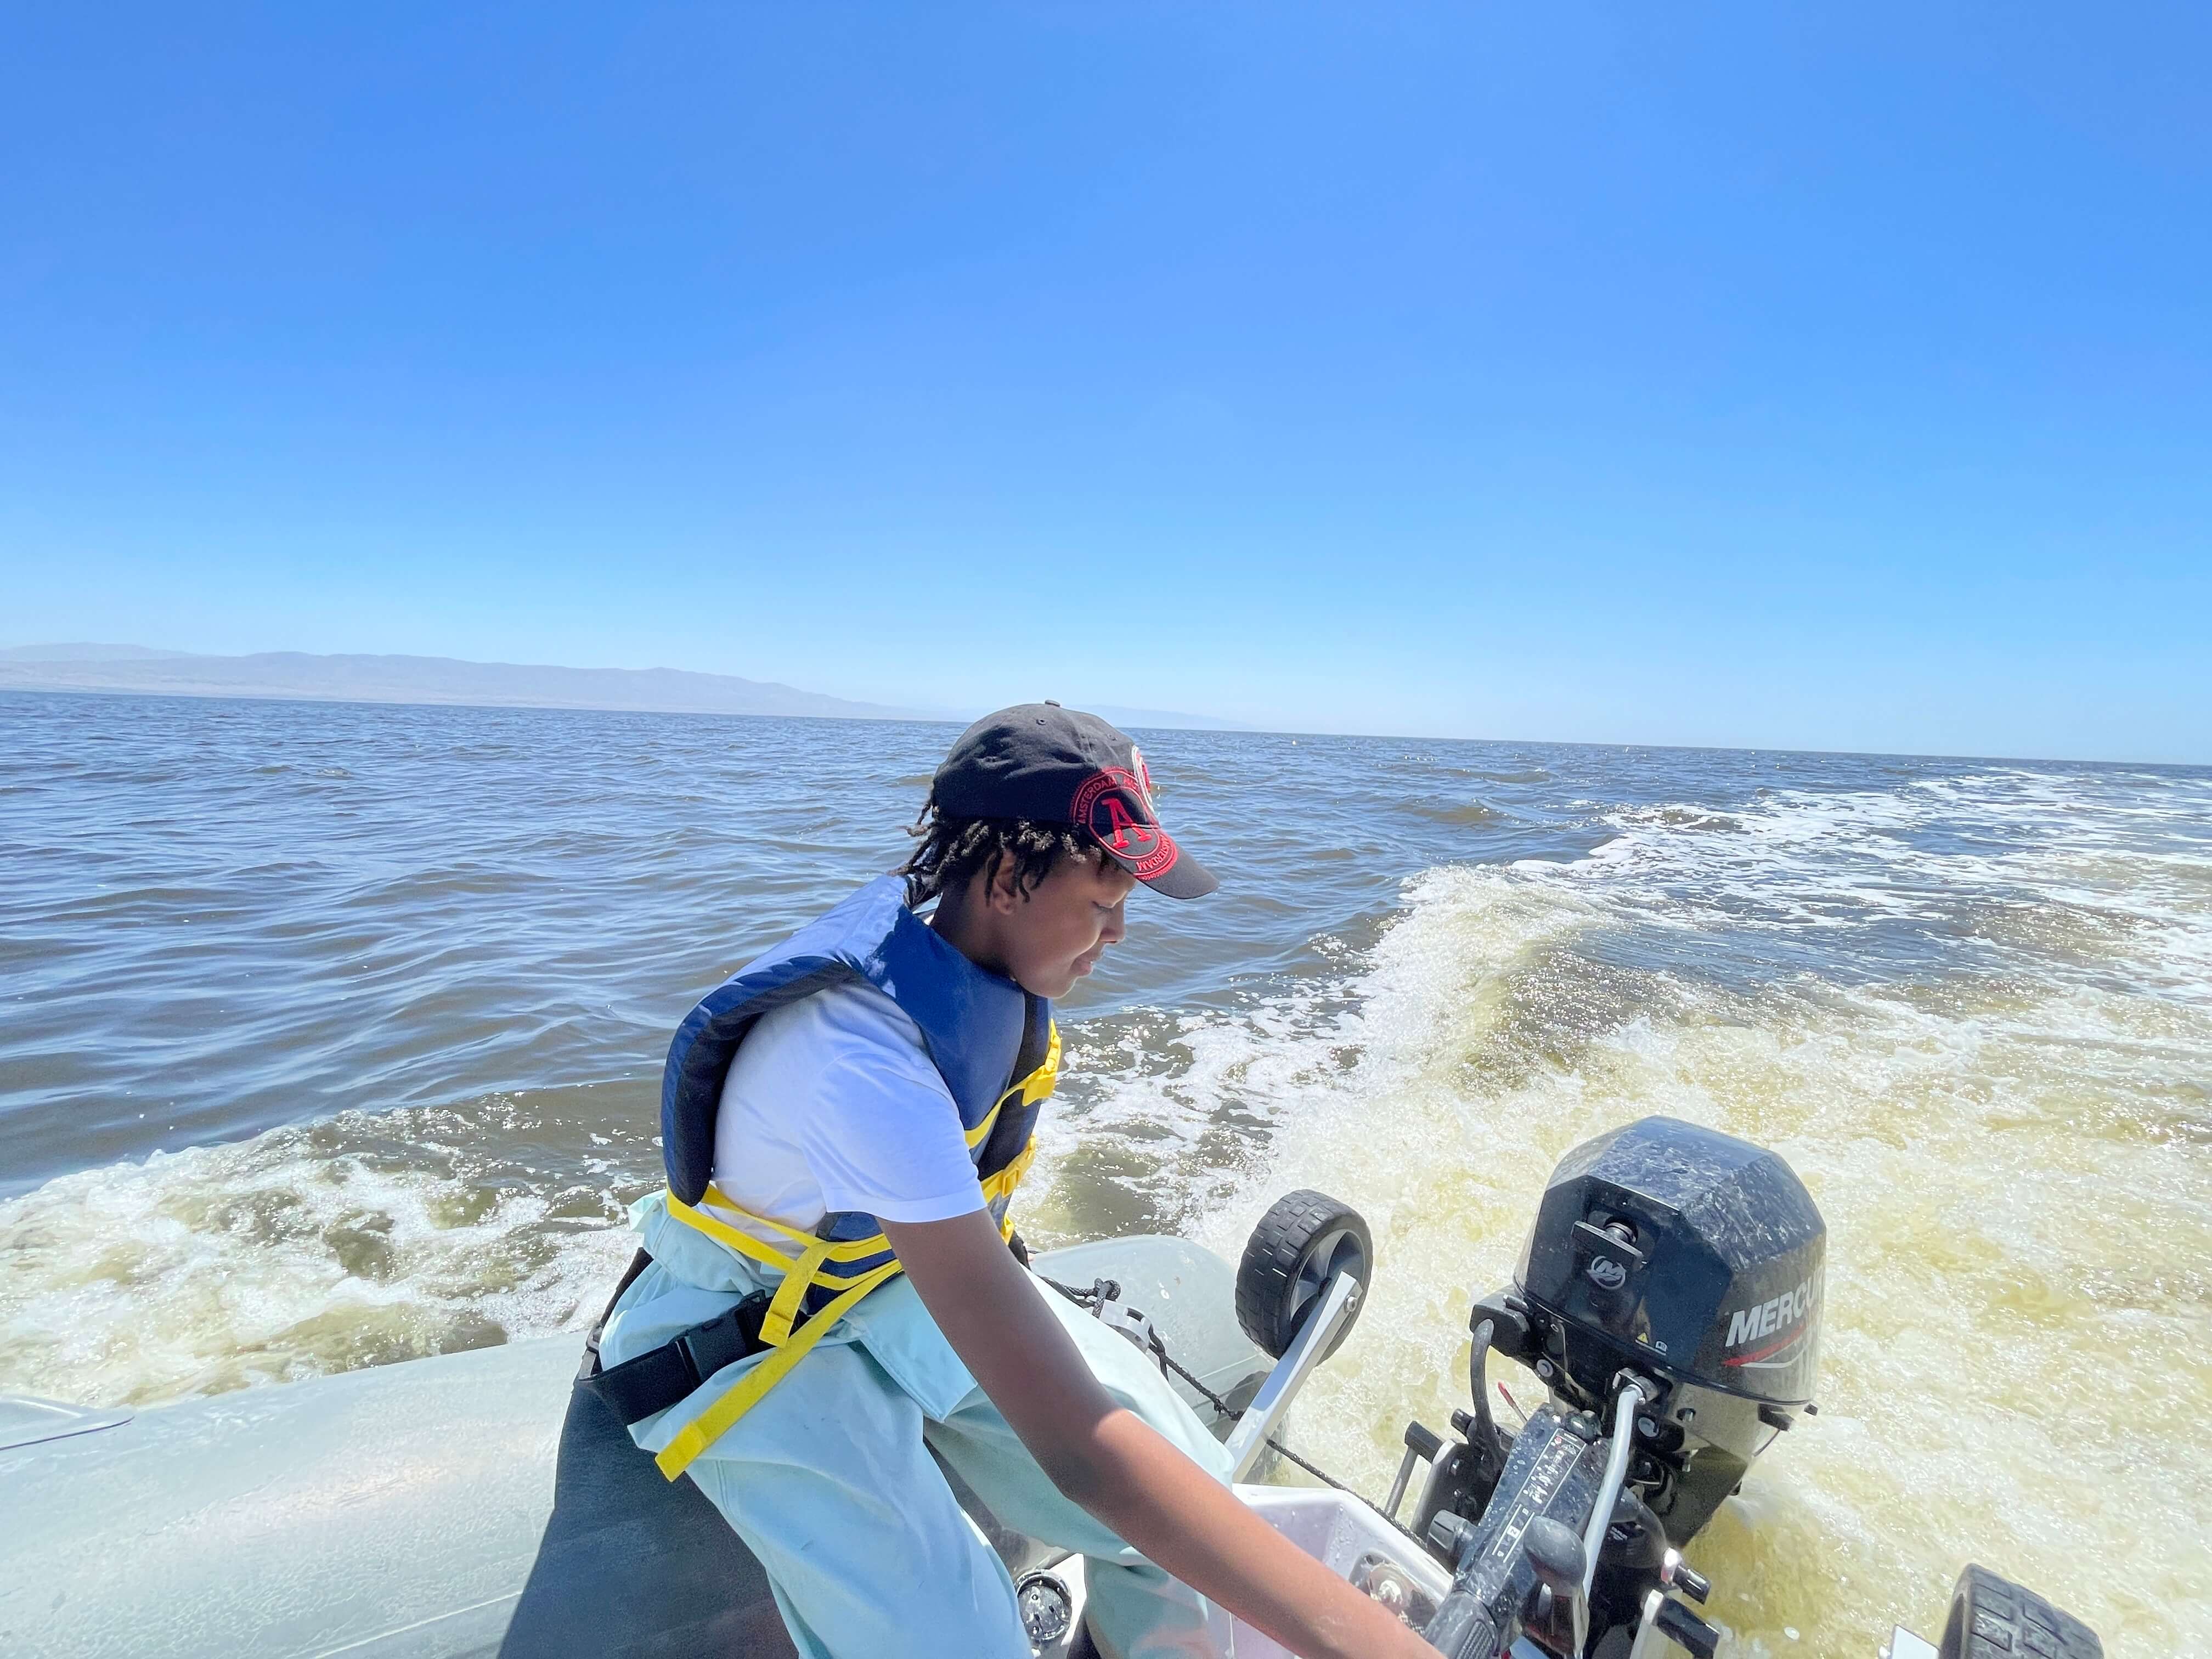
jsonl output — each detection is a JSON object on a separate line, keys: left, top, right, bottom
{"left": 589, "top": 704, "right": 1430, "bottom": 1659}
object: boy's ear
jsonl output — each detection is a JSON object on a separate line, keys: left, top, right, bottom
{"left": 985, "top": 857, "right": 1024, "bottom": 914}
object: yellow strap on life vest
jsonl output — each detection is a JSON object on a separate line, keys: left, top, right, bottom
{"left": 759, "top": 1233, "right": 836, "bottom": 1348}
{"left": 653, "top": 1256, "right": 904, "bottom": 1480}
{"left": 652, "top": 1019, "right": 1059, "bottom": 1480}
{"left": 980, "top": 1133, "right": 1041, "bottom": 1236}
{"left": 962, "top": 1020, "right": 1062, "bottom": 1150}
{"left": 980, "top": 1160, "right": 1020, "bottom": 1206}
{"left": 668, "top": 1186, "right": 893, "bottom": 1267}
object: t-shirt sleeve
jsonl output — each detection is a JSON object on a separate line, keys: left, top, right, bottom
{"left": 790, "top": 984, "right": 988, "bottom": 1224}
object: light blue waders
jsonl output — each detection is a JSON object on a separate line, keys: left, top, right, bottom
{"left": 600, "top": 1192, "right": 1238, "bottom": 1659}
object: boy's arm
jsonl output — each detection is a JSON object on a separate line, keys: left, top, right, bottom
{"left": 880, "top": 1209, "right": 1437, "bottom": 1659}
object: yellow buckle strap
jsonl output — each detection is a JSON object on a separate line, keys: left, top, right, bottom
{"left": 759, "top": 1234, "right": 834, "bottom": 1348}
{"left": 656, "top": 1186, "right": 907, "bottom": 1481}
{"left": 1024, "top": 1020, "right": 1062, "bottom": 1105}
{"left": 963, "top": 1019, "right": 1061, "bottom": 1149}
{"left": 678, "top": 1186, "right": 892, "bottom": 1261}
{"left": 650, "top": 1022, "right": 1058, "bottom": 1482}
{"left": 653, "top": 1259, "right": 903, "bottom": 1481}
{"left": 980, "top": 1132, "right": 1039, "bottom": 1206}
{"left": 664, "top": 1190, "right": 799, "bottom": 1273}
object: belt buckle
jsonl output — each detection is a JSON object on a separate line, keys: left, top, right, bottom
{"left": 679, "top": 1290, "right": 771, "bottom": 1382}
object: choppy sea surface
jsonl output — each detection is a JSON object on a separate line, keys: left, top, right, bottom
{"left": 3, "top": 690, "right": 2208, "bottom": 1656}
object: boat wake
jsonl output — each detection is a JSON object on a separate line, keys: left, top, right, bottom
{"left": 4, "top": 760, "right": 2207, "bottom": 1655}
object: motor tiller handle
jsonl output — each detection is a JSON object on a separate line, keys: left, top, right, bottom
{"left": 1419, "top": 1590, "right": 1498, "bottom": 1659}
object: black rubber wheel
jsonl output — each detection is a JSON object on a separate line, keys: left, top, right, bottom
{"left": 1235, "top": 1189, "right": 1373, "bottom": 1361}
{"left": 1939, "top": 1565, "right": 2102, "bottom": 1659}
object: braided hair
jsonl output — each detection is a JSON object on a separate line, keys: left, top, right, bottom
{"left": 900, "top": 791, "right": 1096, "bottom": 907}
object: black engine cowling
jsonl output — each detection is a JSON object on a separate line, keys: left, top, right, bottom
{"left": 1517, "top": 1116, "right": 1825, "bottom": 1408}
{"left": 1513, "top": 1116, "right": 1826, "bottom": 1541}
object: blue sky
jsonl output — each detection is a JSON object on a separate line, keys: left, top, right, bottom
{"left": 4, "top": 4, "right": 2207, "bottom": 761}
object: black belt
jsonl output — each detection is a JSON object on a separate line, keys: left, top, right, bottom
{"left": 577, "top": 1230, "right": 1034, "bottom": 1429}
{"left": 575, "top": 1247, "right": 774, "bottom": 1426}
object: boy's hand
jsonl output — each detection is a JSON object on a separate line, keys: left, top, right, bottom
{"left": 882, "top": 1209, "right": 1438, "bottom": 1659}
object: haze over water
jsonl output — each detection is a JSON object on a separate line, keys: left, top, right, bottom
{"left": 3, "top": 690, "right": 2208, "bottom": 1656}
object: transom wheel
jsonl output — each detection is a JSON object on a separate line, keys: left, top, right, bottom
{"left": 1234, "top": 1189, "right": 1374, "bottom": 1361}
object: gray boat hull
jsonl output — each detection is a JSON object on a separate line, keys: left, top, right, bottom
{"left": 0, "top": 1236, "right": 1269, "bottom": 1659}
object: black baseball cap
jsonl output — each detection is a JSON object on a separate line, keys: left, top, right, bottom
{"left": 932, "top": 703, "right": 1219, "bottom": 899}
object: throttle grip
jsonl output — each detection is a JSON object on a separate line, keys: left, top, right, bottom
{"left": 1421, "top": 1590, "right": 1497, "bottom": 1658}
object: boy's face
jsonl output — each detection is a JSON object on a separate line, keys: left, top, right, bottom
{"left": 986, "top": 850, "right": 1136, "bottom": 998}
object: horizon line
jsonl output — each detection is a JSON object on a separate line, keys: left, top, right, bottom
{"left": 3, "top": 641, "right": 2204, "bottom": 772}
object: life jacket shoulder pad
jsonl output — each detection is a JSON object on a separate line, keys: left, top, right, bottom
{"left": 658, "top": 876, "right": 1035, "bottom": 1206}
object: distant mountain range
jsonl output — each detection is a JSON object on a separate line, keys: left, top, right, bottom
{"left": 0, "top": 645, "right": 1250, "bottom": 731}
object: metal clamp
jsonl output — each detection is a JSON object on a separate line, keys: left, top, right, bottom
{"left": 1093, "top": 1297, "right": 1161, "bottom": 1361}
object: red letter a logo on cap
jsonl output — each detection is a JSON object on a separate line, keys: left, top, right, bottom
{"left": 1097, "top": 795, "right": 1141, "bottom": 851}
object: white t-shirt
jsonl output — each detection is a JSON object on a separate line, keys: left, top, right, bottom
{"left": 707, "top": 979, "right": 986, "bottom": 1234}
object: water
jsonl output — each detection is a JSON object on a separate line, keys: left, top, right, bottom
{"left": 3, "top": 690, "right": 2208, "bottom": 1656}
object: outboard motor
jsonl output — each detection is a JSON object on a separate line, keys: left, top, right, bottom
{"left": 1399, "top": 1117, "right": 1826, "bottom": 1658}
{"left": 1515, "top": 1114, "right": 1825, "bottom": 1539}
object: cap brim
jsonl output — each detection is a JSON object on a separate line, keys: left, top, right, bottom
{"left": 1091, "top": 828, "right": 1218, "bottom": 899}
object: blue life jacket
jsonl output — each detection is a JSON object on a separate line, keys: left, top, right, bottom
{"left": 659, "top": 873, "right": 1056, "bottom": 1217}
{"left": 629, "top": 875, "right": 1061, "bottom": 1480}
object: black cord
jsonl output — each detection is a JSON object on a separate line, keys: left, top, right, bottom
{"left": 1039, "top": 1274, "right": 1113, "bottom": 1306}
{"left": 1039, "top": 1273, "right": 1426, "bottom": 1537}
{"left": 1467, "top": 1317, "right": 1505, "bottom": 1485}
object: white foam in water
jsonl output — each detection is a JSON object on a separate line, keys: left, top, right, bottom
{"left": 3, "top": 762, "right": 2207, "bottom": 1656}
{"left": 0, "top": 1099, "right": 641, "bottom": 1406}
{"left": 1041, "top": 772, "right": 2212, "bottom": 1657}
